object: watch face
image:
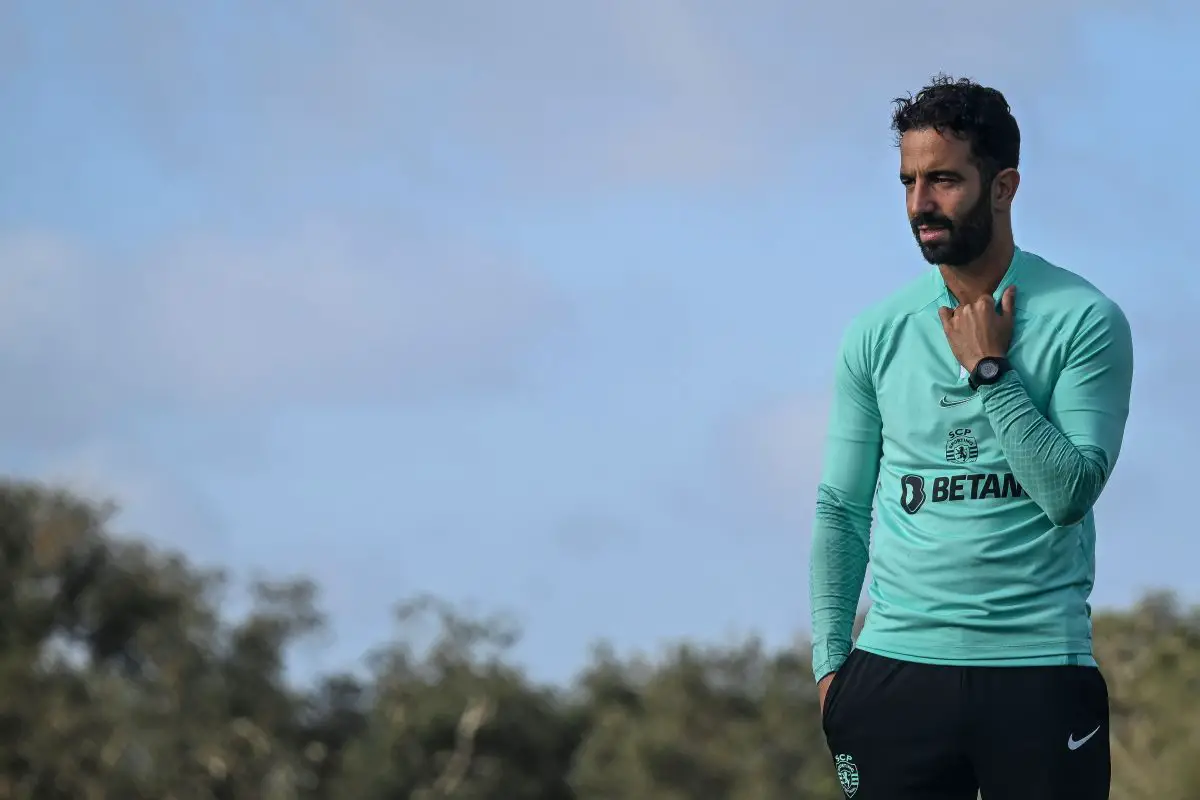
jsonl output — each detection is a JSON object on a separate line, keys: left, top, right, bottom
{"left": 980, "top": 361, "right": 999, "bottom": 380}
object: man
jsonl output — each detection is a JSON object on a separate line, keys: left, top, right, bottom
{"left": 810, "top": 75, "right": 1134, "bottom": 799}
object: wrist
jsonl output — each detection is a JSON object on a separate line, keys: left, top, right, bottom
{"left": 976, "top": 368, "right": 1019, "bottom": 400}
{"left": 968, "top": 356, "right": 1011, "bottom": 390}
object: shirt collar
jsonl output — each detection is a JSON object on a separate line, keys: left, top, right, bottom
{"left": 933, "top": 245, "right": 1025, "bottom": 309}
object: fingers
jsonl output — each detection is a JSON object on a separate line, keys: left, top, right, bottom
{"left": 941, "top": 286, "right": 1014, "bottom": 324}
{"left": 1000, "top": 285, "right": 1016, "bottom": 315}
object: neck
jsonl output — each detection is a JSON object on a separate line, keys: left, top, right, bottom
{"left": 939, "top": 228, "right": 1015, "bottom": 305}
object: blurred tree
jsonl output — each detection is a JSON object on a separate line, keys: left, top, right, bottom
{"left": 1095, "top": 592, "right": 1200, "bottom": 800}
{"left": 568, "top": 638, "right": 840, "bottom": 799}
{"left": 331, "top": 594, "right": 584, "bottom": 799}
{"left": 0, "top": 478, "right": 1193, "bottom": 799}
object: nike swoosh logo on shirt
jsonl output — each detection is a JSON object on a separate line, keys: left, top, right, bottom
{"left": 1067, "top": 725, "right": 1102, "bottom": 751}
{"left": 939, "top": 396, "right": 973, "bottom": 407}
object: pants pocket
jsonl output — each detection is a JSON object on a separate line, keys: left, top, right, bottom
{"left": 821, "top": 649, "right": 858, "bottom": 732}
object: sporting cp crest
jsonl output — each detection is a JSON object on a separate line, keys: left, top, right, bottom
{"left": 835, "top": 753, "right": 860, "bottom": 797}
{"left": 945, "top": 427, "right": 979, "bottom": 464}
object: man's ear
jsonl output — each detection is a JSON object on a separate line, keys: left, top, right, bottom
{"left": 992, "top": 168, "right": 1020, "bottom": 211}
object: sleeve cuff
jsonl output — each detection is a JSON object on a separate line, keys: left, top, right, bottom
{"left": 977, "top": 367, "right": 1021, "bottom": 404}
{"left": 812, "top": 649, "right": 850, "bottom": 683}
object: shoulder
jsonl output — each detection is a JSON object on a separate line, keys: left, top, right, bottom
{"left": 841, "top": 268, "right": 942, "bottom": 356}
{"left": 1016, "top": 249, "right": 1131, "bottom": 342}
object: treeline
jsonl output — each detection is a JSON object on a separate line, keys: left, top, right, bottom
{"left": 0, "top": 480, "right": 1195, "bottom": 799}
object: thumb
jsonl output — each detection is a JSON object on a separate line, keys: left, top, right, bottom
{"left": 938, "top": 305, "right": 953, "bottom": 328}
{"left": 1000, "top": 285, "right": 1016, "bottom": 316}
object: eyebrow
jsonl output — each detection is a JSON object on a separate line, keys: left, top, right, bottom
{"left": 899, "top": 169, "right": 965, "bottom": 181}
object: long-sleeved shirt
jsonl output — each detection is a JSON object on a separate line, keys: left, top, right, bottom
{"left": 810, "top": 247, "right": 1134, "bottom": 682}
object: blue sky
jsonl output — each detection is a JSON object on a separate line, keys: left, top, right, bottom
{"left": 1, "top": 2, "right": 1196, "bottom": 683}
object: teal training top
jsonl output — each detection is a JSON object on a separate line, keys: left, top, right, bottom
{"left": 809, "top": 247, "right": 1134, "bottom": 681}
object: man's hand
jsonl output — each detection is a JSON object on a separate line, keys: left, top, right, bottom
{"left": 818, "top": 672, "right": 836, "bottom": 715}
{"left": 938, "top": 285, "right": 1016, "bottom": 372}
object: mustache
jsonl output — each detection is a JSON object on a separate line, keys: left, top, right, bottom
{"left": 911, "top": 212, "right": 953, "bottom": 232}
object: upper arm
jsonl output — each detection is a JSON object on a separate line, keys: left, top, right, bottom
{"left": 820, "top": 321, "right": 884, "bottom": 504}
{"left": 1048, "top": 298, "right": 1134, "bottom": 474}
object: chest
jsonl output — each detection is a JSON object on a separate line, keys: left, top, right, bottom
{"left": 874, "top": 308, "right": 1065, "bottom": 470}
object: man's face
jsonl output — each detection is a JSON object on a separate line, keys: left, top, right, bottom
{"left": 899, "top": 128, "right": 993, "bottom": 267}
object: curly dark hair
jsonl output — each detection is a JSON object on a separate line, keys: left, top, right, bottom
{"left": 891, "top": 74, "right": 1020, "bottom": 183}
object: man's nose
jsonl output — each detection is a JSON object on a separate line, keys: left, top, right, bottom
{"left": 909, "top": 181, "right": 938, "bottom": 215}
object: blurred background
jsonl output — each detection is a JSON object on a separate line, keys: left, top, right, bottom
{"left": 0, "top": 1, "right": 1196, "bottom": 798}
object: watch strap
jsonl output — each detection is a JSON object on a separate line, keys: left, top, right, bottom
{"left": 968, "top": 357, "right": 1011, "bottom": 390}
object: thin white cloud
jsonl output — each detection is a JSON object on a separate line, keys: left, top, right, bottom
{"left": 6, "top": 0, "right": 1192, "bottom": 581}
{"left": 723, "top": 393, "right": 832, "bottom": 530}
{"left": 9, "top": 0, "right": 1168, "bottom": 190}
{"left": 36, "top": 438, "right": 228, "bottom": 562}
{"left": 0, "top": 226, "right": 566, "bottom": 444}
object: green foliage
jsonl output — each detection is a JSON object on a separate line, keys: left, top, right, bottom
{"left": 0, "top": 478, "right": 1194, "bottom": 799}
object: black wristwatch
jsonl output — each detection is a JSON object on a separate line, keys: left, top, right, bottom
{"left": 968, "top": 357, "right": 1011, "bottom": 390}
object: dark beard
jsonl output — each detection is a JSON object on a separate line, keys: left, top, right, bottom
{"left": 910, "top": 190, "right": 993, "bottom": 267}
